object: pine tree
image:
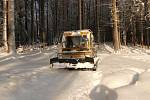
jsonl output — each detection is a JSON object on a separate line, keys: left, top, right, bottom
{"left": 112, "top": 0, "right": 120, "bottom": 51}
{"left": 7, "top": 0, "right": 16, "bottom": 54}
{"left": 39, "top": 0, "right": 46, "bottom": 43}
{"left": 3, "top": 0, "right": 8, "bottom": 51}
{"left": 79, "top": 0, "right": 82, "bottom": 29}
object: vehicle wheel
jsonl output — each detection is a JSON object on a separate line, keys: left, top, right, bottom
{"left": 93, "top": 63, "right": 98, "bottom": 71}
{"left": 92, "top": 67, "right": 97, "bottom": 71}
{"left": 50, "top": 64, "right": 53, "bottom": 69}
{"left": 93, "top": 60, "right": 99, "bottom": 71}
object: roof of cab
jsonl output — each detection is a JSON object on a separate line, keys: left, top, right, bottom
{"left": 64, "top": 29, "right": 92, "bottom": 33}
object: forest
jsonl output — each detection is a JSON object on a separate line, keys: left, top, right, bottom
{"left": 1, "top": 1, "right": 150, "bottom": 99}
{"left": 0, "top": 0, "right": 150, "bottom": 53}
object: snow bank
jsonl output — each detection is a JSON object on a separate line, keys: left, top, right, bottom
{"left": 101, "top": 69, "right": 139, "bottom": 89}
{"left": 104, "top": 43, "right": 114, "bottom": 53}
{"left": 0, "top": 44, "right": 150, "bottom": 100}
{"left": 103, "top": 42, "right": 150, "bottom": 56}
{"left": 125, "top": 55, "right": 150, "bottom": 62}
{"left": 0, "top": 52, "right": 9, "bottom": 58}
{"left": 116, "top": 72, "right": 150, "bottom": 100}
{"left": 125, "top": 67, "right": 145, "bottom": 74}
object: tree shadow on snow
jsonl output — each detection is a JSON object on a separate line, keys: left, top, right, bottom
{"left": 89, "top": 85, "right": 117, "bottom": 100}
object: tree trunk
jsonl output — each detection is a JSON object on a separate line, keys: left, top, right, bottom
{"left": 79, "top": 0, "right": 82, "bottom": 30}
{"left": 112, "top": 0, "right": 120, "bottom": 51}
{"left": 25, "top": 0, "right": 30, "bottom": 44}
{"left": 31, "top": 0, "right": 34, "bottom": 44}
{"left": 7, "top": 0, "right": 16, "bottom": 54}
{"left": 3, "top": 0, "right": 8, "bottom": 51}
{"left": 95, "top": 0, "right": 100, "bottom": 43}
{"left": 35, "top": 1, "right": 38, "bottom": 43}
{"left": 133, "top": 19, "right": 136, "bottom": 46}
{"left": 54, "top": 0, "right": 58, "bottom": 42}
{"left": 39, "top": 0, "right": 45, "bottom": 43}
{"left": 146, "top": 29, "right": 149, "bottom": 48}
{"left": 141, "top": 4, "right": 144, "bottom": 48}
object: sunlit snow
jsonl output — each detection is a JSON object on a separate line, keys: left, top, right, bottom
{"left": 0, "top": 44, "right": 150, "bottom": 100}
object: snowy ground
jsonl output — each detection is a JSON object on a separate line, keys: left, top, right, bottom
{"left": 0, "top": 44, "right": 150, "bottom": 100}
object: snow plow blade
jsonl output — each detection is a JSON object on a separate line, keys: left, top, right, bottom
{"left": 50, "top": 57, "right": 99, "bottom": 70}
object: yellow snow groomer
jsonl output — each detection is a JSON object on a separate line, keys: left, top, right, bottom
{"left": 50, "top": 29, "right": 99, "bottom": 70}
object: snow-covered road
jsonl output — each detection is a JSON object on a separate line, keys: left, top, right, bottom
{"left": 0, "top": 50, "right": 103, "bottom": 100}
{"left": 0, "top": 45, "right": 150, "bottom": 100}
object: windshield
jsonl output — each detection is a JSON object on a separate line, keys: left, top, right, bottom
{"left": 65, "top": 36, "right": 88, "bottom": 48}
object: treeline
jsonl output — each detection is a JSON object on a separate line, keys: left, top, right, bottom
{"left": 119, "top": 0, "right": 150, "bottom": 47}
{"left": 0, "top": 0, "right": 150, "bottom": 53}
{"left": 14, "top": 0, "right": 113, "bottom": 46}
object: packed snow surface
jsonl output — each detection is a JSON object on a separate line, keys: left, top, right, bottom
{"left": 0, "top": 44, "right": 150, "bottom": 100}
